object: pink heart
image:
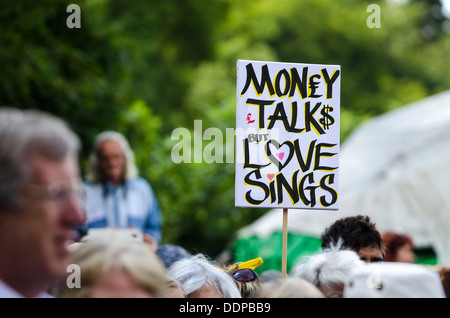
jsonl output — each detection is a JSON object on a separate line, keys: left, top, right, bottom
{"left": 267, "top": 173, "right": 275, "bottom": 181}
{"left": 276, "top": 152, "right": 285, "bottom": 161}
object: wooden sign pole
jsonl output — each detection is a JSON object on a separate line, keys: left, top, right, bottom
{"left": 281, "top": 208, "right": 288, "bottom": 278}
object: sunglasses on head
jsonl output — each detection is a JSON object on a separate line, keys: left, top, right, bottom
{"left": 231, "top": 268, "right": 259, "bottom": 283}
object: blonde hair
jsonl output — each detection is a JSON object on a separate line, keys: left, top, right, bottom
{"left": 250, "top": 277, "right": 325, "bottom": 298}
{"left": 167, "top": 277, "right": 186, "bottom": 298}
{"left": 54, "top": 234, "right": 168, "bottom": 298}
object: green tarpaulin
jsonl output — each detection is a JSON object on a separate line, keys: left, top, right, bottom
{"left": 232, "top": 232, "right": 438, "bottom": 275}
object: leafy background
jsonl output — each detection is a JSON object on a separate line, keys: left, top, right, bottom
{"left": 1, "top": 0, "right": 449, "bottom": 258}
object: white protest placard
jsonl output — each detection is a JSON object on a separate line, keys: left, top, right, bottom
{"left": 235, "top": 59, "right": 340, "bottom": 210}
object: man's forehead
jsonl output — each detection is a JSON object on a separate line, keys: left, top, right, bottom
{"left": 98, "top": 139, "right": 122, "bottom": 151}
{"left": 27, "top": 153, "right": 79, "bottom": 183}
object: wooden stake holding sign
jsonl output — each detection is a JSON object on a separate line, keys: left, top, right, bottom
{"left": 281, "top": 208, "right": 288, "bottom": 278}
{"left": 235, "top": 60, "right": 341, "bottom": 277}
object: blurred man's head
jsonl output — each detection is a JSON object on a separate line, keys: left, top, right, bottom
{"left": 87, "top": 131, "right": 138, "bottom": 185}
{"left": 0, "top": 108, "right": 85, "bottom": 297}
{"left": 97, "top": 139, "right": 126, "bottom": 185}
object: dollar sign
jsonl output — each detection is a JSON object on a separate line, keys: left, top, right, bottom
{"left": 319, "top": 105, "right": 334, "bottom": 130}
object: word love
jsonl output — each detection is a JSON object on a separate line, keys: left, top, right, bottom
{"left": 243, "top": 138, "right": 338, "bottom": 172}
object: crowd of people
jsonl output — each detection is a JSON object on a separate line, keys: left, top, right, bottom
{"left": 0, "top": 107, "right": 449, "bottom": 299}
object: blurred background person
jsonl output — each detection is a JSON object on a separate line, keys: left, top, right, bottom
{"left": 439, "top": 267, "right": 450, "bottom": 298}
{"left": 222, "top": 257, "right": 263, "bottom": 298}
{"left": 167, "top": 254, "right": 241, "bottom": 298}
{"left": 258, "top": 269, "right": 282, "bottom": 283}
{"left": 53, "top": 233, "right": 168, "bottom": 298}
{"left": 0, "top": 108, "right": 85, "bottom": 298}
{"left": 290, "top": 244, "right": 365, "bottom": 298}
{"left": 382, "top": 231, "right": 416, "bottom": 263}
{"left": 250, "top": 277, "right": 324, "bottom": 298}
{"left": 167, "top": 277, "right": 186, "bottom": 298}
{"left": 321, "top": 215, "right": 386, "bottom": 263}
{"left": 156, "top": 244, "right": 191, "bottom": 269}
{"left": 82, "top": 131, "right": 162, "bottom": 247}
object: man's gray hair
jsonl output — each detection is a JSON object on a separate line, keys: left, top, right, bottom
{"left": 86, "top": 131, "right": 138, "bottom": 183}
{"left": 0, "top": 107, "right": 80, "bottom": 211}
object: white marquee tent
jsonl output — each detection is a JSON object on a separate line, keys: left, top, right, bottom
{"left": 237, "top": 89, "right": 450, "bottom": 266}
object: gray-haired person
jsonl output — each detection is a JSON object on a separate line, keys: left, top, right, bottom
{"left": 82, "top": 131, "right": 162, "bottom": 245}
{"left": 0, "top": 108, "right": 85, "bottom": 298}
{"left": 168, "top": 254, "right": 242, "bottom": 298}
{"left": 290, "top": 243, "right": 365, "bottom": 298}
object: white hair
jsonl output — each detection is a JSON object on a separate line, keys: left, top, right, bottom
{"left": 167, "top": 254, "right": 241, "bottom": 298}
{"left": 290, "top": 243, "right": 364, "bottom": 293}
{"left": 86, "top": 131, "right": 138, "bottom": 183}
{"left": 250, "top": 277, "right": 325, "bottom": 298}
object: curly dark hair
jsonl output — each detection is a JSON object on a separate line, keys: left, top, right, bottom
{"left": 320, "top": 215, "right": 385, "bottom": 257}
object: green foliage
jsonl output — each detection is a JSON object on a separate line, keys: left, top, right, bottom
{"left": 1, "top": 0, "right": 449, "bottom": 257}
{"left": 0, "top": 0, "right": 135, "bottom": 159}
